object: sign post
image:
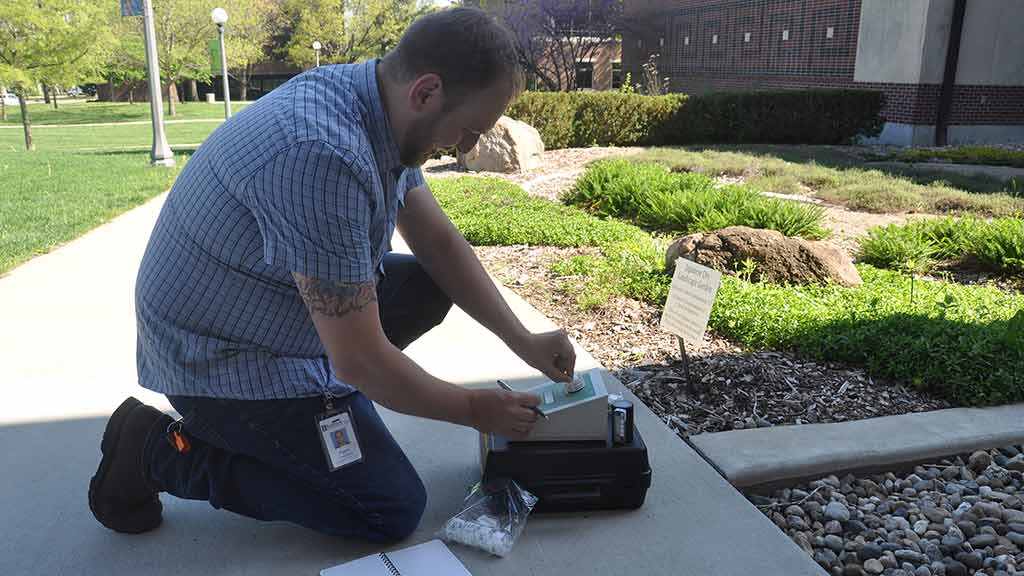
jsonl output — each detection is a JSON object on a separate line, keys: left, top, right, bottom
{"left": 659, "top": 258, "right": 722, "bottom": 385}
{"left": 136, "top": 0, "right": 174, "bottom": 166}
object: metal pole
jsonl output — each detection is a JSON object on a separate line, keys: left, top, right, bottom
{"left": 142, "top": 0, "right": 174, "bottom": 166}
{"left": 315, "top": 50, "right": 320, "bottom": 68}
{"left": 218, "top": 24, "right": 231, "bottom": 119}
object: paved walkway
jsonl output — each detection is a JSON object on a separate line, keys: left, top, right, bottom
{"left": 0, "top": 194, "right": 823, "bottom": 575}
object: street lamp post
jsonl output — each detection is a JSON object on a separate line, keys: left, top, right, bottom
{"left": 211, "top": 8, "right": 231, "bottom": 119}
{"left": 142, "top": 0, "right": 174, "bottom": 166}
{"left": 312, "top": 41, "right": 322, "bottom": 68}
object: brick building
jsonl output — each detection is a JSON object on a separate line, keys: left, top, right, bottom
{"left": 623, "top": 0, "right": 1024, "bottom": 146}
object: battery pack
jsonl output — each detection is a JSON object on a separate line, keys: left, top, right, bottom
{"left": 479, "top": 413, "right": 651, "bottom": 513}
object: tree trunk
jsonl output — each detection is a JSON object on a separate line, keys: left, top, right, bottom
{"left": 128, "top": 87, "right": 135, "bottom": 105}
{"left": 18, "top": 94, "right": 33, "bottom": 151}
{"left": 167, "top": 82, "right": 178, "bottom": 116}
{"left": 1, "top": 97, "right": 6, "bottom": 122}
{"left": 240, "top": 80, "right": 248, "bottom": 103}
{"left": 107, "top": 78, "right": 115, "bottom": 102}
{"left": 53, "top": 92, "right": 59, "bottom": 110}
{"left": 42, "top": 84, "right": 51, "bottom": 104}
{"left": 189, "top": 79, "right": 199, "bottom": 102}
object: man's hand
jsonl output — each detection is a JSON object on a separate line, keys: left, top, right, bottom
{"left": 468, "top": 389, "right": 542, "bottom": 440}
{"left": 513, "top": 329, "right": 577, "bottom": 383}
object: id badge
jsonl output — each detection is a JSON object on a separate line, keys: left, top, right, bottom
{"left": 315, "top": 405, "right": 363, "bottom": 472}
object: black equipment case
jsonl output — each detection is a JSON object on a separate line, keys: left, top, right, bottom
{"left": 479, "top": 413, "right": 651, "bottom": 513}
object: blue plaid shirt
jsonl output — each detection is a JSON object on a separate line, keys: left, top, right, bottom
{"left": 135, "top": 60, "right": 425, "bottom": 400}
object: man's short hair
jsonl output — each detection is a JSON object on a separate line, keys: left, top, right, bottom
{"left": 383, "top": 7, "right": 524, "bottom": 108}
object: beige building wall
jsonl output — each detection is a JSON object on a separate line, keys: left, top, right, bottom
{"left": 854, "top": 0, "right": 954, "bottom": 84}
{"left": 955, "top": 0, "right": 1024, "bottom": 85}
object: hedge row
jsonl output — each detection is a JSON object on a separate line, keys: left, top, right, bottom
{"left": 506, "top": 89, "right": 884, "bottom": 148}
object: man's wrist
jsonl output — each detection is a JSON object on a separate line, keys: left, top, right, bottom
{"left": 501, "top": 324, "right": 531, "bottom": 355}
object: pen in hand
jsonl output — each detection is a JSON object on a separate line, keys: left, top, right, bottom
{"left": 496, "top": 379, "right": 548, "bottom": 420}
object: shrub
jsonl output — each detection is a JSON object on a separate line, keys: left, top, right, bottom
{"left": 565, "top": 159, "right": 829, "bottom": 239}
{"left": 665, "top": 89, "right": 885, "bottom": 145}
{"left": 859, "top": 217, "right": 1024, "bottom": 275}
{"left": 507, "top": 89, "right": 882, "bottom": 149}
{"left": 507, "top": 91, "right": 683, "bottom": 149}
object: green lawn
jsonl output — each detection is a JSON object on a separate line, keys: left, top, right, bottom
{"left": 1, "top": 101, "right": 251, "bottom": 125}
{"left": 0, "top": 122, "right": 222, "bottom": 152}
{"left": 0, "top": 150, "right": 188, "bottom": 274}
{"left": 632, "top": 146, "right": 1024, "bottom": 216}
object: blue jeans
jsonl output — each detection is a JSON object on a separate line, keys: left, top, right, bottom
{"left": 144, "top": 254, "right": 453, "bottom": 541}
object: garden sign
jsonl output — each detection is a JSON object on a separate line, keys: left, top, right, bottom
{"left": 660, "top": 258, "right": 721, "bottom": 353}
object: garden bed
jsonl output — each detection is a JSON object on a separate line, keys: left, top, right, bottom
{"left": 475, "top": 244, "right": 951, "bottom": 437}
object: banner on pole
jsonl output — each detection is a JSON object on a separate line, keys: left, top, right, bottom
{"left": 209, "top": 38, "right": 222, "bottom": 75}
{"left": 121, "top": 0, "right": 143, "bottom": 17}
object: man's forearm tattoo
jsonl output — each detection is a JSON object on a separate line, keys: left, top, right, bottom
{"left": 295, "top": 275, "right": 378, "bottom": 318}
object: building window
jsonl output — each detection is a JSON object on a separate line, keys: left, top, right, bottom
{"left": 684, "top": 36, "right": 690, "bottom": 46}
{"left": 659, "top": 37, "right": 665, "bottom": 47}
{"left": 744, "top": 32, "right": 751, "bottom": 43}
{"left": 782, "top": 29, "right": 790, "bottom": 41}
{"left": 712, "top": 34, "right": 718, "bottom": 44}
{"left": 611, "top": 62, "right": 623, "bottom": 89}
{"left": 575, "top": 61, "right": 594, "bottom": 90}
{"left": 826, "top": 26, "right": 835, "bottom": 39}
{"left": 637, "top": 39, "right": 642, "bottom": 48}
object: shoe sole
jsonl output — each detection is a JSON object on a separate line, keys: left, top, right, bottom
{"left": 88, "top": 398, "right": 163, "bottom": 534}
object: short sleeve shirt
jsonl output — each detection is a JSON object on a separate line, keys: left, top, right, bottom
{"left": 135, "top": 60, "right": 425, "bottom": 400}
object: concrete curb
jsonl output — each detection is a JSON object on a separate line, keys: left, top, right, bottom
{"left": 688, "top": 404, "right": 1024, "bottom": 492}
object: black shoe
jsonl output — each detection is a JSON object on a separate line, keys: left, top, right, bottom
{"left": 89, "top": 397, "right": 170, "bottom": 534}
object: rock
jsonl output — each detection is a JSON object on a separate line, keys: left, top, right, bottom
{"left": 914, "top": 566, "right": 932, "bottom": 576}
{"left": 1008, "top": 532, "right": 1024, "bottom": 546}
{"left": 825, "top": 534, "right": 845, "bottom": 553}
{"left": 786, "top": 504, "right": 806, "bottom": 517}
{"left": 942, "top": 559, "right": 968, "bottom": 576}
{"left": 663, "top": 226, "right": 862, "bottom": 286}
{"left": 815, "top": 548, "right": 838, "bottom": 567}
{"left": 860, "top": 543, "right": 885, "bottom": 561}
{"left": 1005, "top": 509, "right": 1024, "bottom": 524}
{"left": 970, "top": 448, "right": 995, "bottom": 471}
{"left": 895, "top": 550, "right": 928, "bottom": 564}
{"left": 881, "top": 553, "right": 899, "bottom": 569}
{"left": 457, "top": 115, "right": 543, "bottom": 173}
{"left": 955, "top": 520, "right": 977, "bottom": 538}
{"left": 864, "top": 558, "right": 885, "bottom": 574}
{"left": 788, "top": 515, "right": 809, "bottom": 531}
{"left": 1006, "top": 455, "right": 1024, "bottom": 472}
{"left": 956, "top": 551, "right": 984, "bottom": 570}
{"left": 972, "top": 533, "right": 999, "bottom": 548}
{"left": 845, "top": 565, "right": 865, "bottom": 576}
{"left": 923, "top": 542, "right": 943, "bottom": 562}
{"left": 826, "top": 520, "right": 844, "bottom": 534}
{"left": 1002, "top": 446, "right": 1022, "bottom": 458}
{"left": 826, "top": 501, "right": 852, "bottom": 523}
{"left": 914, "top": 520, "right": 930, "bottom": 535}
{"left": 923, "top": 508, "right": 950, "bottom": 523}
{"left": 794, "top": 532, "right": 815, "bottom": 555}
{"left": 943, "top": 467, "right": 961, "bottom": 480}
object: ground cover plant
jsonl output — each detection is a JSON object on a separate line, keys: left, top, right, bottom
{"left": 565, "top": 159, "right": 829, "bottom": 239}
{"left": 632, "top": 148, "right": 1024, "bottom": 216}
{"left": 883, "top": 145, "right": 1024, "bottom": 169}
{"left": 859, "top": 216, "right": 1024, "bottom": 275}
{"left": 431, "top": 175, "right": 1024, "bottom": 407}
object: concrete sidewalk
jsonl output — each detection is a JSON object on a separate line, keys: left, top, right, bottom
{"left": 0, "top": 194, "right": 823, "bottom": 575}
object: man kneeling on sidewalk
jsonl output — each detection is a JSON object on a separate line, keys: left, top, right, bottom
{"left": 88, "top": 7, "right": 576, "bottom": 542}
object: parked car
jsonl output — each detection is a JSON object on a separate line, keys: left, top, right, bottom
{"left": 2, "top": 92, "right": 19, "bottom": 107}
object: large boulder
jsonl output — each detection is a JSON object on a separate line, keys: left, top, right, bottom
{"left": 457, "top": 116, "right": 544, "bottom": 173}
{"left": 665, "top": 226, "right": 862, "bottom": 287}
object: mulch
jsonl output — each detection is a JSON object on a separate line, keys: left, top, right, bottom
{"left": 475, "top": 244, "right": 953, "bottom": 437}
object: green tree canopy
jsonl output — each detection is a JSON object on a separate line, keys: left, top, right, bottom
{"left": 280, "top": 0, "right": 429, "bottom": 68}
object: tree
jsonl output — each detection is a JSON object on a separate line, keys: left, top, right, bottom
{"left": 221, "top": 0, "right": 278, "bottom": 102}
{"left": 151, "top": 0, "right": 219, "bottom": 116}
{"left": 98, "top": 17, "right": 147, "bottom": 104}
{"left": 494, "top": 0, "right": 622, "bottom": 92}
{"left": 280, "top": 0, "right": 428, "bottom": 68}
{"left": 0, "top": 0, "right": 112, "bottom": 150}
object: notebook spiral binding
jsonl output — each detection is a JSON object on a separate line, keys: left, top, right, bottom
{"left": 378, "top": 552, "right": 401, "bottom": 576}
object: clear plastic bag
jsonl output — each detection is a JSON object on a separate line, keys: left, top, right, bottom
{"left": 436, "top": 478, "right": 538, "bottom": 557}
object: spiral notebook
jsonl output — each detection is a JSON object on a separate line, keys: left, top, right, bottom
{"left": 320, "top": 539, "right": 472, "bottom": 576}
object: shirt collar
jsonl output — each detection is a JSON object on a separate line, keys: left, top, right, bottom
{"left": 353, "top": 59, "right": 404, "bottom": 175}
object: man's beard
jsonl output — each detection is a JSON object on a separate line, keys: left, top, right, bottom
{"left": 400, "top": 113, "right": 442, "bottom": 167}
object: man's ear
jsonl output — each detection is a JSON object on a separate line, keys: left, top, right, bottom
{"left": 407, "top": 73, "right": 444, "bottom": 113}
